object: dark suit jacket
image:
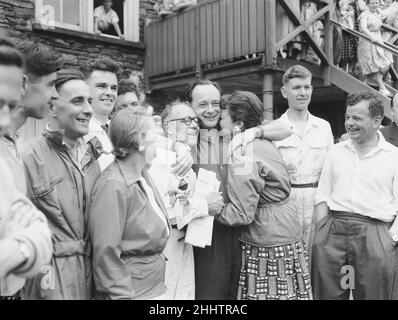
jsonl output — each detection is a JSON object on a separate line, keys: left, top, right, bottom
{"left": 381, "top": 123, "right": 398, "bottom": 148}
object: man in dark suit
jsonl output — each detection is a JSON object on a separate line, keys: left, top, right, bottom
{"left": 381, "top": 93, "right": 398, "bottom": 147}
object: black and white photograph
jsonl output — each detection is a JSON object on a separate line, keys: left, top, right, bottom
{"left": 1, "top": 0, "right": 398, "bottom": 307}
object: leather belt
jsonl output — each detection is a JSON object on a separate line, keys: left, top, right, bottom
{"left": 291, "top": 182, "right": 319, "bottom": 189}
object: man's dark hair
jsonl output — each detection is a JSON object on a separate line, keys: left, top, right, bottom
{"left": 55, "top": 69, "right": 86, "bottom": 91}
{"left": 0, "top": 37, "right": 24, "bottom": 69}
{"left": 118, "top": 80, "right": 140, "bottom": 98}
{"left": 346, "top": 91, "right": 384, "bottom": 119}
{"left": 225, "top": 91, "right": 264, "bottom": 130}
{"left": 16, "top": 40, "right": 63, "bottom": 81}
{"left": 185, "top": 79, "right": 221, "bottom": 103}
{"left": 81, "top": 57, "right": 121, "bottom": 79}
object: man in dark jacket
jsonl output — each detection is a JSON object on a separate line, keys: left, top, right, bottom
{"left": 381, "top": 93, "right": 398, "bottom": 147}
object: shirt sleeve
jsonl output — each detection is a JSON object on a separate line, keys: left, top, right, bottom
{"left": 111, "top": 10, "right": 119, "bottom": 24}
{"left": 393, "top": 152, "right": 398, "bottom": 210}
{"left": 89, "top": 178, "right": 133, "bottom": 300}
{"left": 326, "top": 123, "right": 334, "bottom": 150}
{"left": 94, "top": 6, "right": 102, "bottom": 18}
{"left": 216, "top": 151, "right": 264, "bottom": 227}
{"left": 314, "top": 148, "right": 334, "bottom": 206}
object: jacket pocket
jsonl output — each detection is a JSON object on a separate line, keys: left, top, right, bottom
{"left": 126, "top": 255, "right": 166, "bottom": 298}
{"left": 32, "top": 177, "right": 64, "bottom": 199}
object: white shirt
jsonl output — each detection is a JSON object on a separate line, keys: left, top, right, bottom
{"left": 85, "top": 117, "right": 114, "bottom": 172}
{"left": 315, "top": 132, "right": 398, "bottom": 222}
{"left": 276, "top": 111, "right": 334, "bottom": 184}
{"left": 139, "top": 177, "right": 170, "bottom": 237}
{"left": 148, "top": 143, "right": 208, "bottom": 228}
{"left": 94, "top": 5, "right": 119, "bottom": 26}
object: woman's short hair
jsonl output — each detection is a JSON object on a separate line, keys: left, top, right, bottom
{"left": 110, "top": 108, "right": 153, "bottom": 159}
{"left": 225, "top": 91, "right": 264, "bottom": 130}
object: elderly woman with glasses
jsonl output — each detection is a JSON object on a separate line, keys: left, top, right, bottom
{"left": 215, "top": 91, "right": 312, "bottom": 300}
{"left": 89, "top": 108, "right": 171, "bottom": 300}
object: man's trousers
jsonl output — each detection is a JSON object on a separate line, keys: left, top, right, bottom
{"left": 312, "top": 211, "right": 398, "bottom": 300}
{"left": 193, "top": 222, "right": 241, "bottom": 300}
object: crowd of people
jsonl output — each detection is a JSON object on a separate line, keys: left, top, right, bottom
{"left": 278, "top": 0, "right": 398, "bottom": 96}
{"left": 0, "top": 30, "right": 398, "bottom": 301}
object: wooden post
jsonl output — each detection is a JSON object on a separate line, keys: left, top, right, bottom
{"left": 323, "top": 0, "right": 334, "bottom": 86}
{"left": 263, "top": 0, "right": 277, "bottom": 119}
{"left": 195, "top": 6, "right": 203, "bottom": 79}
{"left": 263, "top": 72, "right": 274, "bottom": 120}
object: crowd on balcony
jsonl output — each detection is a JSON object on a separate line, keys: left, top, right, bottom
{"left": 278, "top": 0, "right": 398, "bottom": 97}
{"left": 154, "top": 0, "right": 199, "bottom": 16}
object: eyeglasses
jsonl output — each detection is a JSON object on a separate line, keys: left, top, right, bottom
{"left": 167, "top": 116, "right": 201, "bottom": 126}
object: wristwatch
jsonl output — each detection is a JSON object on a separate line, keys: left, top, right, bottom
{"left": 391, "top": 233, "right": 398, "bottom": 244}
{"left": 16, "top": 240, "right": 31, "bottom": 263}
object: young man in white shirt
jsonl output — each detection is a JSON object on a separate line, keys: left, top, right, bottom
{"left": 94, "top": 0, "right": 124, "bottom": 39}
{"left": 276, "top": 65, "right": 334, "bottom": 262}
{"left": 312, "top": 91, "right": 398, "bottom": 300}
{"left": 82, "top": 57, "right": 121, "bottom": 172}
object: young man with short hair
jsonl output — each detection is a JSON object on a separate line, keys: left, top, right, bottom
{"left": 0, "top": 40, "right": 61, "bottom": 194}
{"left": 0, "top": 37, "right": 52, "bottom": 297}
{"left": 82, "top": 57, "right": 121, "bottom": 172}
{"left": 20, "top": 69, "right": 101, "bottom": 300}
{"left": 276, "top": 65, "right": 334, "bottom": 262}
{"left": 114, "top": 80, "right": 140, "bottom": 115}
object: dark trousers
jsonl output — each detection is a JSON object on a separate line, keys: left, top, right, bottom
{"left": 312, "top": 211, "right": 398, "bottom": 300}
{"left": 193, "top": 222, "right": 241, "bottom": 300}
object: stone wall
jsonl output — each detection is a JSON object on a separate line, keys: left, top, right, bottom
{"left": 0, "top": 0, "right": 162, "bottom": 75}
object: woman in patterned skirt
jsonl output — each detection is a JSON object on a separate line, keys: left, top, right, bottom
{"left": 214, "top": 91, "right": 312, "bottom": 300}
{"left": 358, "top": 0, "right": 393, "bottom": 96}
{"left": 337, "top": 0, "right": 360, "bottom": 73}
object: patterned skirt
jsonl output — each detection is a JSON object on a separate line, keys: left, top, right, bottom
{"left": 237, "top": 240, "right": 313, "bottom": 300}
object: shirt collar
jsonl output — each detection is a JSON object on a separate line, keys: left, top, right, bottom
{"left": 116, "top": 159, "right": 143, "bottom": 186}
{"left": 280, "top": 110, "right": 320, "bottom": 134}
{"left": 44, "top": 129, "right": 91, "bottom": 161}
{"left": 343, "top": 131, "right": 394, "bottom": 156}
{"left": 90, "top": 117, "right": 111, "bottom": 133}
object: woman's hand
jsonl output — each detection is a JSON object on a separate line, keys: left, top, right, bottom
{"left": 206, "top": 192, "right": 224, "bottom": 217}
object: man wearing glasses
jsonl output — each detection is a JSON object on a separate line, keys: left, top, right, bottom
{"left": 148, "top": 100, "right": 223, "bottom": 299}
{"left": 185, "top": 79, "right": 293, "bottom": 300}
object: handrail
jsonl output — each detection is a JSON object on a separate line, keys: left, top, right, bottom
{"left": 331, "top": 19, "right": 398, "bottom": 56}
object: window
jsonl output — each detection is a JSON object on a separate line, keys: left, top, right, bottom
{"left": 35, "top": 0, "right": 140, "bottom": 42}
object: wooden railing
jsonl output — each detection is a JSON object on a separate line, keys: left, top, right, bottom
{"left": 145, "top": 0, "right": 269, "bottom": 79}
{"left": 145, "top": 0, "right": 335, "bottom": 79}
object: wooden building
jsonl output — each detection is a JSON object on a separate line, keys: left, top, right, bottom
{"left": 144, "top": 0, "right": 398, "bottom": 138}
